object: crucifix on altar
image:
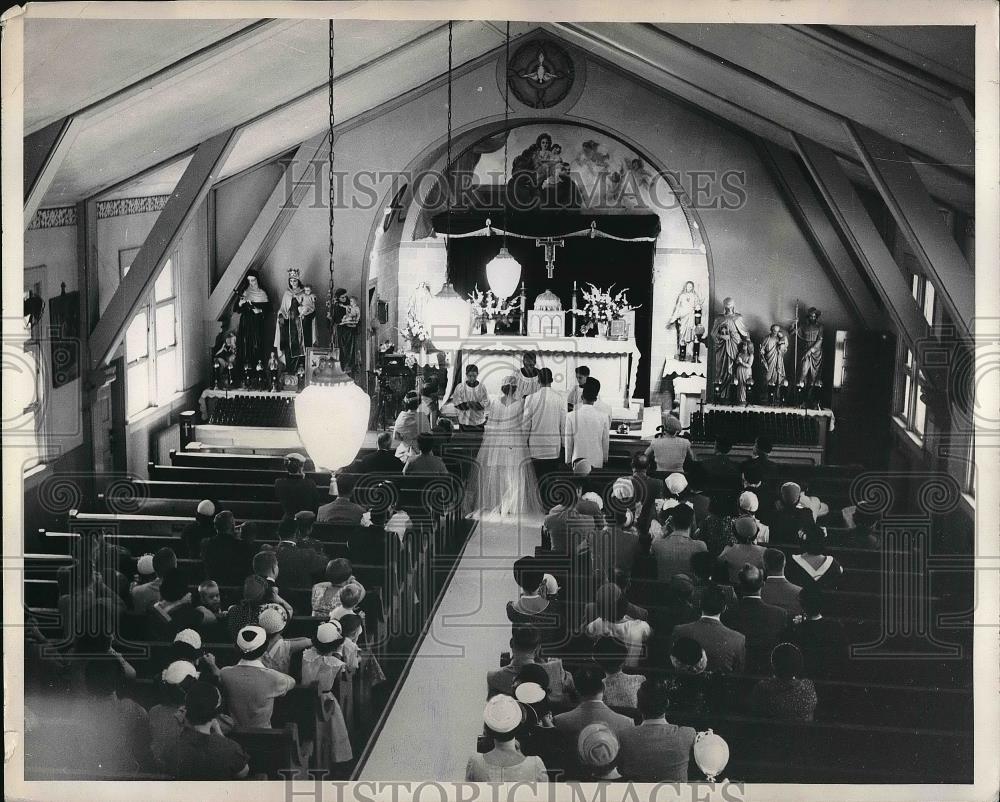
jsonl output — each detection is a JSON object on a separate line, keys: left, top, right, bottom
{"left": 535, "top": 236, "right": 565, "bottom": 279}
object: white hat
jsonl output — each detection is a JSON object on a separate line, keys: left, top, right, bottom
{"left": 541, "top": 573, "right": 560, "bottom": 596}
{"left": 137, "top": 554, "right": 155, "bottom": 576}
{"left": 581, "top": 491, "right": 604, "bottom": 510}
{"left": 258, "top": 603, "right": 288, "bottom": 635}
{"left": 285, "top": 452, "right": 307, "bottom": 464}
{"left": 236, "top": 625, "right": 267, "bottom": 653}
{"left": 693, "top": 730, "right": 730, "bottom": 781}
{"left": 173, "top": 629, "right": 202, "bottom": 650}
{"left": 196, "top": 499, "right": 216, "bottom": 517}
{"left": 162, "top": 660, "right": 199, "bottom": 685}
{"left": 666, "top": 473, "right": 689, "bottom": 495}
{"left": 316, "top": 620, "right": 343, "bottom": 644}
{"left": 572, "top": 458, "right": 592, "bottom": 476}
{"left": 800, "top": 493, "right": 823, "bottom": 516}
{"left": 738, "top": 491, "right": 759, "bottom": 513}
{"left": 483, "top": 694, "right": 524, "bottom": 734}
{"left": 514, "top": 682, "right": 546, "bottom": 705}
{"left": 578, "top": 722, "right": 620, "bottom": 768}
{"left": 611, "top": 477, "right": 635, "bottom": 501}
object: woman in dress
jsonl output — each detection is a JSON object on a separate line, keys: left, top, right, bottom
{"left": 784, "top": 521, "right": 845, "bottom": 592}
{"left": 235, "top": 270, "right": 269, "bottom": 377}
{"left": 301, "top": 621, "right": 354, "bottom": 769}
{"left": 331, "top": 288, "right": 361, "bottom": 375}
{"left": 275, "top": 268, "right": 306, "bottom": 374}
{"left": 749, "top": 642, "right": 818, "bottom": 721}
{"left": 465, "top": 373, "right": 544, "bottom": 517}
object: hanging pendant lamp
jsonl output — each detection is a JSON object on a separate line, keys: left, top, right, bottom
{"left": 295, "top": 20, "right": 370, "bottom": 472}
{"left": 485, "top": 21, "right": 521, "bottom": 300}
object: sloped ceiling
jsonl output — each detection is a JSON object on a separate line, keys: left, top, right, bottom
{"left": 24, "top": 19, "right": 975, "bottom": 213}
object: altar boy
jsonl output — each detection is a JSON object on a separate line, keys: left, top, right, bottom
{"left": 452, "top": 364, "right": 489, "bottom": 431}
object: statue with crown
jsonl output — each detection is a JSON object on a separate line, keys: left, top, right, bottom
{"left": 275, "top": 267, "right": 307, "bottom": 375}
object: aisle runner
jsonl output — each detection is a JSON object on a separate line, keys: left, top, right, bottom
{"left": 358, "top": 516, "right": 542, "bottom": 780}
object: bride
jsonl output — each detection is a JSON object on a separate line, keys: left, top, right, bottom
{"left": 465, "top": 373, "right": 544, "bottom": 518}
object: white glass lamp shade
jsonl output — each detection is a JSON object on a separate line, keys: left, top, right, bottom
{"left": 427, "top": 282, "right": 472, "bottom": 343}
{"left": 486, "top": 247, "right": 521, "bottom": 299}
{"left": 295, "top": 382, "right": 371, "bottom": 471}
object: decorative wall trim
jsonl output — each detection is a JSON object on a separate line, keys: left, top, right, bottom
{"left": 28, "top": 195, "right": 173, "bottom": 230}
{"left": 27, "top": 206, "right": 76, "bottom": 230}
{"left": 96, "top": 195, "right": 171, "bottom": 219}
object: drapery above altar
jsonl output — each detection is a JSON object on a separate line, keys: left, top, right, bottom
{"left": 431, "top": 208, "right": 661, "bottom": 239}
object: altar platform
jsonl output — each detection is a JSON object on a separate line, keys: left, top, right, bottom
{"left": 449, "top": 335, "right": 639, "bottom": 407}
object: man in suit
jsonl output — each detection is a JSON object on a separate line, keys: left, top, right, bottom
{"left": 617, "top": 678, "right": 699, "bottom": 782}
{"left": 721, "top": 564, "right": 788, "bottom": 674}
{"left": 650, "top": 503, "right": 706, "bottom": 581}
{"left": 275, "top": 511, "right": 328, "bottom": 590}
{"left": 769, "top": 481, "right": 817, "bottom": 544}
{"left": 523, "top": 367, "right": 566, "bottom": 481}
{"left": 630, "top": 453, "right": 664, "bottom": 540}
{"left": 760, "top": 548, "right": 803, "bottom": 615}
{"left": 553, "top": 662, "right": 635, "bottom": 777}
{"left": 317, "top": 472, "right": 366, "bottom": 525}
{"left": 402, "top": 433, "right": 448, "bottom": 475}
{"left": 697, "top": 436, "right": 740, "bottom": 489}
{"left": 200, "top": 511, "right": 254, "bottom": 589}
{"left": 353, "top": 431, "right": 402, "bottom": 476}
{"left": 274, "top": 453, "right": 318, "bottom": 532}
{"left": 671, "top": 585, "right": 745, "bottom": 674}
{"left": 587, "top": 478, "right": 641, "bottom": 584}
{"left": 564, "top": 378, "right": 610, "bottom": 470}
{"left": 740, "top": 437, "right": 779, "bottom": 522}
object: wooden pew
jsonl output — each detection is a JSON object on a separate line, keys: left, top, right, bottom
{"left": 97, "top": 493, "right": 284, "bottom": 520}
{"left": 228, "top": 725, "right": 300, "bottom": 779}
{"left": 149, "top": 462, "right": 332, "bottom": 487}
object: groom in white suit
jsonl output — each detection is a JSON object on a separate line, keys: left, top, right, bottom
{"left": 523, "top": 367, "right": 565, "bottom": 481}
{"left": 564, "top": 377, "right": 611, "bottom": 470}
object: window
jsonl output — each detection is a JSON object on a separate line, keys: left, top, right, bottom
{"left": 911, "top": 272, "right": 937, "bottom": 327}
{"left": 125, "top": 257, "right": 182, "bottom": 418}
{"left": 896, "top": 344, "right": 927, "bottom": 442}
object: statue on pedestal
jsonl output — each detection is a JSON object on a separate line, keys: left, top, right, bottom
{"left": 794, "top": 306, "right": 824, "bottom": 408}
{"left": 734, "top": 339, "right": 755, "bottom": 406}
{"left": 710, "top": 297, "right": 750, "bottom": 403}
{"left": 275, "top": 268, "right": 306, "bottom": 375}
{"left": 667, "top": 281, "right": 704, "bottom": 363}
{"left": 759, "top": 324, "right": 789, "bottom": 405}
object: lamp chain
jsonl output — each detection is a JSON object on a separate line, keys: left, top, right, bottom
{"left": 327, "top": 19, "right": 336, "bottom": 347}
{"left": 502, "top": 21, "right": 510, "bottom": 251}
{"left": 446, "top": 21, "right": 453, "bottom": 271}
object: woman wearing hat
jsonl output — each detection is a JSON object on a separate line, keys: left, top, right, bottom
{"left": 784, "top": 522, "right": 844, "bottom": 592}
{"left": 464, "top": 373, "right": 544, "bottom": 517}
{"left": 644, "top": 414, "right": 696, "bottom": 475}
{"left": 511, "top": 667, "right": 569, "bottom": 780}
{"left": 392, "top": 391, "right": 421, "bottom": 461}
{"left": 258, "top": 603, "right": 311, "bottom": 676}
{"left": 583, "top": 583, "right": 652, "bottom": 668}
{"left": 301, "top": 620, "right": 354, "bottom": 768}
{"left": 466, "top": 695, "right": 548, "bottom": 781}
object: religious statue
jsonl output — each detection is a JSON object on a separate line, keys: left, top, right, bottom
{"left": 268, "top": 349, "right": 281, "bottom": 393}
{"left": 275, "top": 268, "right": 306, "bottom": 374}
{"left": 794, "top": 306, "right": 824, "bottom": 408}
{"left": 331, "top": 288, "right": 361, "bottom": 375}
{"left": 234, "top": 270, "right": 270, "bottom": 380}
{"left": 667, "top": 281, "right": 704, "bottom": 363}
{"left": 759, "top": 324, "right": 789, "bottom": 405}
{"left": 734, "top": 339, "right": 755, "bottom": 406}
{"left": 300, "top": 285, "right": 316, "bottom": 348}
{"left": 710, "top": 297, "right": 750, "bottom": 403}
{"left": 213, "top": 330, "right": 237, "bottom": 390}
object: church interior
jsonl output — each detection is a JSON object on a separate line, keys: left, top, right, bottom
{"left": 9, "top": 10, "right": 990, "bottom": 788}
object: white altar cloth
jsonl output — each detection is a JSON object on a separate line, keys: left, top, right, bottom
{"left": 450, "top": 336, "right": 640, "bottom": 406}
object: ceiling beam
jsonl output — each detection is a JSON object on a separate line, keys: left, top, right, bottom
{"left": 793, "top": 134, "right": 928, "bottom": 352}
{"left": 89, "top": 129, "right": 240, "bottom": 370}
{"left": 207, "top": 133, "right": 328, "bottom": 323}
{"left": 545, "top": 21, "right": 973, "bottom": 214}
{"left": 844, "top": 121, "right": 974, "bottom": 337}
{"left": 757, "top": 140, "right": 884, "bottom": 328}
{"left": 23, "top": 116, "right": 82, "bottom": 229}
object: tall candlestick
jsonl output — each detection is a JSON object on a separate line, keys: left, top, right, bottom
{"left": 571, "top": 281, "right": 579, "bottom": 337}
{"left": 519, "top": 282, "right": 527, "bottom": 336}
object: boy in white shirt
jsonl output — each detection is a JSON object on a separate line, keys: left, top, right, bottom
{"left": 451, "top": 364, "right": 489, "bottom": 431}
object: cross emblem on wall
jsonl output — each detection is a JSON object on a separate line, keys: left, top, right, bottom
{"left": 535, "top": 237, "right": 565, "bottom": 279}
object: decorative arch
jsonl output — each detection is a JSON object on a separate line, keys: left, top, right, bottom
{"left": 359, "top": 115, "right": 714, "bottom": 406}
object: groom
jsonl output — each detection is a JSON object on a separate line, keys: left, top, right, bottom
{"left": 523, "top": 367, "right": 565, "bottom": 482}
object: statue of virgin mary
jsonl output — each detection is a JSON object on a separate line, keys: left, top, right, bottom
{"left": 275, "top": 268, "right": 306, "bottom": 373}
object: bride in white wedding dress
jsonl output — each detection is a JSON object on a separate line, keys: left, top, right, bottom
{"left": 465, "top": 373, "right": 544, "bottom": 518}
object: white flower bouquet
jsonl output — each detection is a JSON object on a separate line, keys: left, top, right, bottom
{"left": 571, "top": 283, "right": 641, "bottom": 325}
{"left": 467, "top": 286, "right": 516, "bottom": 321}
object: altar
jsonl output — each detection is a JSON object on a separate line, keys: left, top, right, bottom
{"left": 448, "top": 336, "right": 640, "bottom": 407}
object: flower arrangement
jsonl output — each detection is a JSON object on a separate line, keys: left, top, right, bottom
{"left": 572, "top": 283, "right": 641, "bottom": 325}
{"left": 378, "top": 340, "right": 397, "bottom": 355}
{"left": 467, "top": 285, "right": 516, "bottom": 321}
{"left": 403, "top": 352, "right": 419, "bottom": 369}
{"left": 400, "top": 310, "right": 429, "bottom": 346}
